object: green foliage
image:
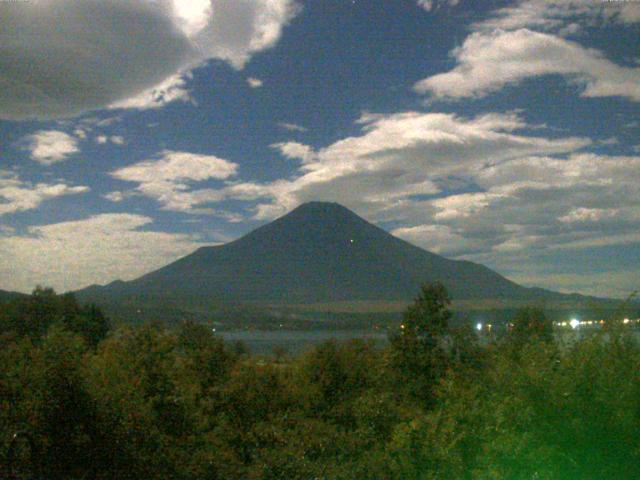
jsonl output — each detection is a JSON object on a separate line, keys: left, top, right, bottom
{"left": 389, "top": 282, "right": 453, "bottom": 404}
{"left": 2, "top": 284, "right": 640, "bottom": 478}
{"left": 509, "top": 306, "right": 553, "bottom": 346}
{"left": 0, "top": 287, "right": 110, "bottom": 347}
{"left": 402, "top": 282, "right": 452, "bottom": 338}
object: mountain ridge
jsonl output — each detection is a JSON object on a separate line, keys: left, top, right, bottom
{"left": 75, "top": 202, "right": 593, "bottom": 313}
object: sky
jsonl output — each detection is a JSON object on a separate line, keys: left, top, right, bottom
{"left": 0, "top": 0, "right": 639, "bottom": 298}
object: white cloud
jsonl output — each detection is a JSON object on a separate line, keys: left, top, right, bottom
{"left": 108, "top": 72, "right": 194, "bottom": 110}
{"left": 0, "top": 0, "right": 300, "bottom": 120}
{"left": 110, "top": 150, "right": 238, "bottom": 213}
{"left": 229, "top": 111, "right": 589, "bottom": 219}
{"left": 0, "top": 214, "right": 204, "bottom": 293}
{"left": 172, "top": 0, "right": 213, "bottom": 37}
{"left": 112, "top": 150, "right": 237, "bottom": 183}
{"left": 278, "top": 122, "right": 308, "bottom": 132}
{"left": 103, "top": 191, "right": 126, "bottom": 203}
{"left": 392, "top": 224, "right": 471, "bottom": 255}
{"left": 74, "top": 129, "right": 87, "bottom": 140}
{"left": 417, "top": 0, "right": 460, "bottom": 12}
{"left": 215, "top": 112, "right": 640, "bottom": 281}
{"left": 431, "top": 192, "right": 506, "bottom": 220}
{"left": 0, "top": 173, "right": 89, "bottom": 215}
{"left": 247, "top": 77, "right": 264, "bottom": 88}
{"left": 196, "top": 0, "right": 301, "bottom": 69}
{"left": 21, "top": 130, "right": 80, "bottom": 165}
{"left": 414, "top": 28, "right": 640, "bottom": 101}
{"left": 95, "top": 135, "right": 125, "bottom": 145}
{"left": 270, "top": 141, "right": 316, "bottom": 163}
{"left": 559, "top": 207, "right": 618, "bottom": 224}
{"left": 475, "top": 0, "right": 640, "bottom": 32}
{"left": 421, "top": 152, "right": 640, "bottom": 257}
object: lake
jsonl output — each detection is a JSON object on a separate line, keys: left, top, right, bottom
{"left": 218, "top": 329, "right": 389, "bottom": 356}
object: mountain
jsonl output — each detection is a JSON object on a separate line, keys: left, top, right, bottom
{"left": 76, "top": 202, "right": 588, "bottom": 315}
{"left": 0, "top": 289, "right": 28, "bottom": 303}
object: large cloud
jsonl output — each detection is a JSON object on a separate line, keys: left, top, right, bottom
{"left": 225, "top": 111, "right": 590, "bottom": 219}
{"left": 0, "top": 0, "right": 299, "bottom": 120}
{"left": 414, "top": 28, "right": 640, "bottom": 101}
{"left": 414, "top": 0, "right": 640, "bottom": 101}
{"left": 393, "top": 153, "right": 640, "bottom": 258}
{"left": 0, "top": 214, "right": 205, "bottom": 293}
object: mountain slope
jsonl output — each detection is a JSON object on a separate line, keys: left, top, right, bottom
{"left": 76, "top": 202, "right": 572, "bottom": 309}
{"left": 0, "top": 289, "right": 28, "bottom": 303}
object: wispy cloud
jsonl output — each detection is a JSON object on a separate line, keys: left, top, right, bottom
{"left": 278, "top": 122, "right": 308, "bottom": 132}
{"left": 247, "top": 77, "right": 264, "bottom": 88}
{"left": 475, "top": 0, "right": 640, "bottom": 32}
{"left": 417, "top": 0, "right": 460, "bottom": 12}
{"left": 109, "top": 73, "right": 194, "bottom": 111}
{"left": 0, "top": 172, "right": 89, "bottom": 215}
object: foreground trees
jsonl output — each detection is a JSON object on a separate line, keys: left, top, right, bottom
{"left": 2, "top": 286, "right": 640, "bottom": 478}
{"left": 389, "top": 282, "right": 452, "bottom": 404}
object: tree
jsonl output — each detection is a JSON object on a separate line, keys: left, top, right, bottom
{"left": 0, "top": 288, "right": 110, "bottom": 347}
{"left": 389, "top": 282, "right": 453, "bottom": 404}
{"left": 509, "top": 306, "right": 553, "bottom": 346}
{"left": 402, "top": 282, "right": 452, "bottom": 340}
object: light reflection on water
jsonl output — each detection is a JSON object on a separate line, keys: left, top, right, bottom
{"left": 218, "top": 326, "right": 640, "bottom": 356}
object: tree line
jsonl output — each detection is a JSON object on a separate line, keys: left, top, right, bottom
{"left": 1, "top": 284, "right": 640, "bottom": 479}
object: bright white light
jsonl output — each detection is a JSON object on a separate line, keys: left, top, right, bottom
{"left": 623, "top": 318, "right": 630, "bottom": 324}
{"left": 172, "top": 0, "right": 212, "bottom": 36}
{"left": 476, "top": 322, "right": 483, "bottom": 332}
{"left": 570, "top": 319, "right": 580, "bottom": 329}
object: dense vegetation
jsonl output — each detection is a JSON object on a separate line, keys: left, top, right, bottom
{"left": 2, "top": 285, "right": 640, "bottom": 479}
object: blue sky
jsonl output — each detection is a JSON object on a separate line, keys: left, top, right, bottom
{"left": 0, "top": 0, "right": 639, "bottom": 298}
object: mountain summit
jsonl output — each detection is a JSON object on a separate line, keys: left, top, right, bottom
{"left": 77, "top": 202, "right": 566, "bottom": 308}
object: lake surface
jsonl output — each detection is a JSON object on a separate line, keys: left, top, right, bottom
{"left": 218, "top": 329, "right": 388, "bottom": 356}
{"left": 218, "top": 325, "right": 640, "bottom": 356}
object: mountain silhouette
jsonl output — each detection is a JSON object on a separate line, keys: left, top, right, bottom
{"left": 0, "top": 289, "right": 27, "bottom": 303}
{"left": 76, "top": 202, "right": 577, "bottom": 310}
